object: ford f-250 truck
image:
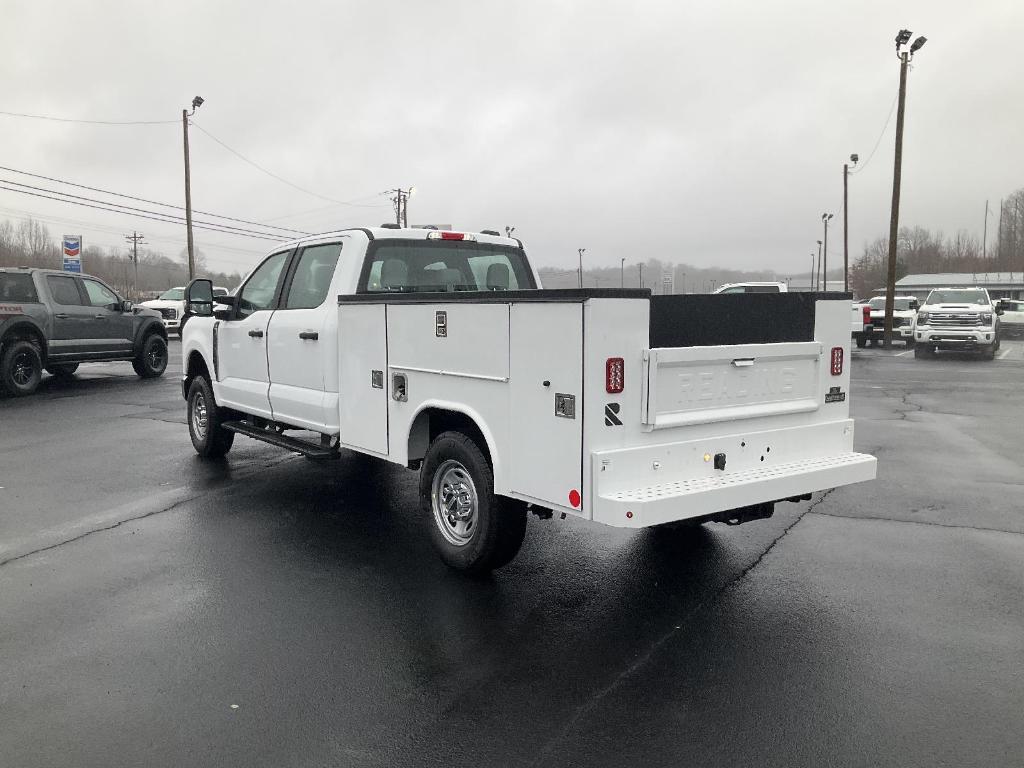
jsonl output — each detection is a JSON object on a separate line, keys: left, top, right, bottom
{"left": 180, "top": 227, "right": 876, "bottom": 573}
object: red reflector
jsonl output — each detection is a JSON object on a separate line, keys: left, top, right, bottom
{"left": 830, "top": 346, "right": 844, "bottom": 376}
{"left": 606, "top": 357, "right": 624, "bottom": 393}
{"left": 440, "top": 231, "right": 465, "bottom": 240}
{"left": 569, "top": 489, "right": 581, "bottom": 508}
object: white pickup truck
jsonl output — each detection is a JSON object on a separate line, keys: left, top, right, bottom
{"left": 180, "top": 227, "right": 876, "bottom": 573}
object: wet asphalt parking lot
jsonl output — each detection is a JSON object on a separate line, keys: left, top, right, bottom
{"left": 2, "top": 339, "right": 1023, "bottom": 768}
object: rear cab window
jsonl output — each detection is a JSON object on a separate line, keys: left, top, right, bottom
{"left": 0, "top": 273, "right": 39, "bottom": 303}
{"left": 358, "top": 239, "right": 535, "bottom": 294}
{"left": 46, "top": 275, "right": 85, "bottom": 306}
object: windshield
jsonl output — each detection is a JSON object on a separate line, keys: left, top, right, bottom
{"left": 359, "top": 240, "right": 535, "bottom": 293}
{"left": 925, "top": 289, "right": 989, "bottom": 306}
{"left": 158, "top": 288, "right": 185, "bottom": 301}
{"left": 869, "top": 297, "right": 915, "bottom": 311}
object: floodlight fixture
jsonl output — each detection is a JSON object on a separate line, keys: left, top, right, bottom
{"left": 910, "top": 36, "right": 927, "bottom": 53}
{"left": 192, "top": 95, "right": 204, "bottom": 110}
{"left": 895, "top": 29, "right": 913, "bottom": 48}
{"left": 850, "top": 153, "right": 859, "bottom": 164}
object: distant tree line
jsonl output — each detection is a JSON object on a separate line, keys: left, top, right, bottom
{"left": 850, "top": 187, "right": 1024, "bottom": 298}
{"left": 0, "top": 218, "right": 243, "bottom": 299}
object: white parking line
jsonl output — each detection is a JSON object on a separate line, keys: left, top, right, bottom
{"left": 998, "top": 349, "right": 1011, "bottom": 359}
{"left": 895, "top": 350, "right": 912, "bottom": 357}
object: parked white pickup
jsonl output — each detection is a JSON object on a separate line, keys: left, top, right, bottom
{"left": 181, "top": 227, "right": 876, "bottom": 572}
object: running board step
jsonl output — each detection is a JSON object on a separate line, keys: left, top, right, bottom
{"left": 221, "top": 421, "right": 339, "bottom": 460}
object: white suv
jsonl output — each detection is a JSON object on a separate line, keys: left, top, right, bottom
{"left": 914, "top": 287, "right": 1001, "bottom": 359}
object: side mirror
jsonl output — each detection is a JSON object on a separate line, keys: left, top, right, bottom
{"left": 120, "top": 300, "right": 134, "bottom": 313}
{"left": 909, "top": 300, "right": 919, "bottom": 310}
{"left": 185, "top": 278, "right": 214, "bottom": 318}
{"left": 995, "top": 305, "right": 1004, "bottom": 316}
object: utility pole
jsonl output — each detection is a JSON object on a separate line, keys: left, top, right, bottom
{"left": 620, "top": 257, "right": 625, "bottom": 288}
{"left": 125, "top": 232, "right": 145, "bottom": 299}
{"left": 638, "top": 263, "right": 644, "bottom": 289}
{"left": 386, "top": 188, "right": 413, "bottom": 227}
{"left": 577, "top": 248, "right": 586, "bottom": 288}
{"left": 182, "top": 95, "right": 203, "bottom": 281}
{"left": 883, "top": 30, "right": 926, "bottom": 348}
{"left": 997, "top": 198, "right": 1004, "bottom": 264}
{"left": 822, "top": 213, "right": 834, "bottom": 291}
{"left": 810, "top": 253, "right": 816, "bottom": 290}
{"left": 816, "top": 240, "right": 822, "bottom": 290}
{"left": 844, "top": 154, "right": 858, "bottom": 292}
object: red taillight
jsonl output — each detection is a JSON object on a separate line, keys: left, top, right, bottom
{"left": 862, "top": 305, "right": 871, "bottom": 324}
{"left": 830, "top": 346, "right": 844, "bottom": 376}
{"left": 606, "top": 357, "right": 624, "bottom": 393}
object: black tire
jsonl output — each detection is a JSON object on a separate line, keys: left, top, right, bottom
{"left": 132, "top": 333, "right": 168, "bottom": 378}
{"left": 914, "top": 344, "right": 933, "bottom": 359}
{"left": 187, "top": 377, "right": 235, "bottom": 458}
{"left": 869, "top": 337, "right": 878, "bottom": 347}
{"left": 0, "top": 339, "right": 43, "bottom": 396}
{"left": 420, "top": 431, "right": 527, "bottom": 574}
{"left": 46, "top": 363, "right": 79, "bottom": 378}
{"left": 905, "top": 338, "right": 915, "bottom": 348}
{"left": 980, "top": 345, "right": 996, "bottom": 361}
{"left": 855, "top": 335, "right": 866, "bottom": 349}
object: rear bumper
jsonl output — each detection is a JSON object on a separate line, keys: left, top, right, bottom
{"left": 590, "top": 420, "right": 876, "bottom": 528}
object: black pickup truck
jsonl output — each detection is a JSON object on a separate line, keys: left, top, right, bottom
{"left": 0, "top": 267, "right": 168, "bottom": 396}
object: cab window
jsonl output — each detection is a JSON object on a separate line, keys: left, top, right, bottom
{"left": 46, "top": 275, "right": 85, "bottom": 306}
{"left": 82, "top": 279, "right": 120, "bottom": 310}
{"left": 238, "top": 252, "right": 290, "bottom": 318}
{"left": 0, "top": 273, "right": 39, "bottom": 302}
{"left": 284, "top": 243, "right": 342, "bottom": 309}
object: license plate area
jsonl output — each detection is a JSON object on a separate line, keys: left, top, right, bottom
{"left": 642, "top": 342, "right": 822, "bottom": 429}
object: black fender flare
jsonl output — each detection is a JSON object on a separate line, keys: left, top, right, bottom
{"left": 132, "top": 316, "right": 168, "bottom": 357}
{"left": 0, "top": 317, "right": 49, "bottom": 363}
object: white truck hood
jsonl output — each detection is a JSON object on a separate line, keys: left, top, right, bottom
{"left": 140, "top": 299, "right": 184, "bottom": 310}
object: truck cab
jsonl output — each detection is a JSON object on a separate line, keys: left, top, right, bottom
{"left": 914, "top": 287, "right": 1001, "bottom": 359}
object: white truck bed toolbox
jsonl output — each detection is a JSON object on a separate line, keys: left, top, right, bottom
{"left": 590, "top": 420, "right": 876, "bottom": 528}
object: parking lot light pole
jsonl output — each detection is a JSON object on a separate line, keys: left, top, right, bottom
{"left": 822, "top": 213, "right": 834, "bottom": 291}
{"left": 816, "top": 240, "right": 822, "bottom": 290}
{"left": 182, "top": 95, "right": 204, "bottom": 281}
{"left": 884, "top": 30, "right": 926, "bottom": 348}
{"left": 577, "top": 248, "right": 586, "bottom": 288}
{"left": 844, "top": 154, "right": 858, "bottom": 293}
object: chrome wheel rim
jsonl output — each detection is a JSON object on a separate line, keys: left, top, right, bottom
{"left": 431, "top": 460, "right": 478, "bottom": 547}
{"left": 12, "top": 351, "right": 35, "bottom": 386}
{"left": 192, "top": 391, "right": 208, "bottom": 440}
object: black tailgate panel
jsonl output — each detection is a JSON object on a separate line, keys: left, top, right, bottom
{"left": 649, "top": 293, "right": 850, "bottom": 348}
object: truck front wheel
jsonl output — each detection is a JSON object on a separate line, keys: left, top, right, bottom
{"left": 187, "top": 377, "right": 235, "bottom": 458}
{"left": 420, "top": 431, "right": 527, "bottom": 574}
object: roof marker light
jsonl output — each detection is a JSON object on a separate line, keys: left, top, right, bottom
{"left": 426, "top": 231, "right": 477, "bottom": 242}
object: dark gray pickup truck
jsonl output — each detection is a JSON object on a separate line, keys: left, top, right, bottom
{"left": 0, "top": 267, "right": 168, "bottom": 396}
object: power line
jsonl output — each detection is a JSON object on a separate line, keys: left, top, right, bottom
{"left": 191, "top": 121, "right": 388, "bottom": 208}
{"left": 0, "top": 165, "right": 311, "bottom": 236}
{"left": 0, "top": 178, "right": 291, "bottom": 240}
{"left": 850, "top": 93, "right": 899, "bottom": 176}
{"left": 0, "top": 109, "right": 177, "bottom": 126}
{"left": 0, "top": 183, "right": 287, "bottom": 242}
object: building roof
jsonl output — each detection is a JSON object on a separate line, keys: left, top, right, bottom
{"left": 895, "top": 272, "right": 1024, "bottom": 287}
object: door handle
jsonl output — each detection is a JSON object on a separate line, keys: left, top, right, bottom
{"left": 55, "top": 313, "right": 69, "bottom": 319}
{"left": 731, "top": 358, "right": 755, "bottom": 367}
{"left": 299, "top": 331, "right": 319, "bottom": 340}
{"left": 248, "top": 329, "right": 264, "bottom": 338}
{"left": 94, "top": 314, "right": 107, "bottom": 320}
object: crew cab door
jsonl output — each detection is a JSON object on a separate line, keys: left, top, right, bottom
{"left": 79, "top": 277, "right": 133, "bottom": 353}
{"left": 216, "top": 250, "right": 291, "bottom": 418}
{"left": 267, "top": 242, "right": 343, "bottom": 431}
{"left": 44, "top": 274, "right": 95, "bottom": 356}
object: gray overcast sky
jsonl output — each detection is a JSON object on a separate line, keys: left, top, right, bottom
{"left": 1, "top": 0, "right": 1021, "bottom": 277}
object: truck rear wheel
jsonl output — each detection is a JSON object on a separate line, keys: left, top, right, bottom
{"left": 1, "top": 339, "right": 42, "bottom": 396}
{"left": 855, "top": 335, "right": 866, "bottom": 348}
{"left": 187, "top": 377, "right": 235, "bottom": 458}
{"left": 420, "top": 431, "right": 526, "bottom": 574}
